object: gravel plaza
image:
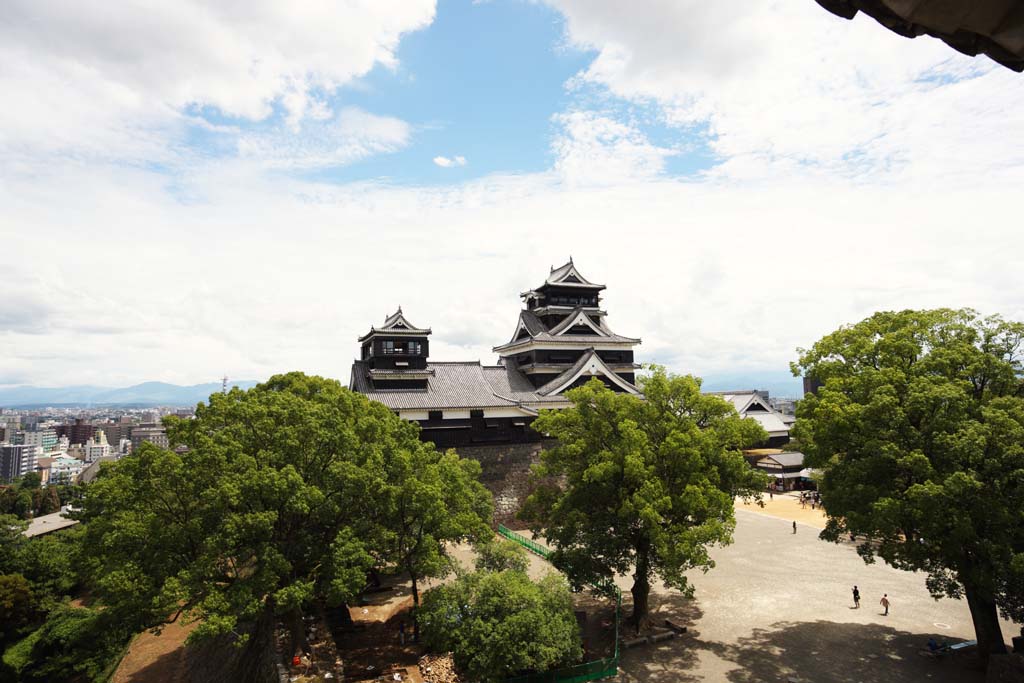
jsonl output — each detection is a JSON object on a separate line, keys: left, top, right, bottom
{"left": 611, "top": 504, "right": 1022, "bottom": 683}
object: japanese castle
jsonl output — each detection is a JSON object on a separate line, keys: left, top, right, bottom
{"left": 350, "top": 260, "right": 642, "bottom": 447}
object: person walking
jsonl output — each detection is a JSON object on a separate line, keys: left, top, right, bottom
{"left": 852, "top": 586, "right": 860, "bottom": 608}
{"left": 880, "top": 594, "right": 890, "bottom": 616}
{"left": 792, "top": 521, "right": 797, "bottom": 534}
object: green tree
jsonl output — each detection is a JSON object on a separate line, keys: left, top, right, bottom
{"left": 12, "top": 491, "right": 32, "bottom": 520}
{"left": 79, "top": 373, "right": 430, "bottom": 675}
{"left": 0, "top": 487, "right": 16, "bottom": 516}
{"left": 17, "top": 527, "right": 83, "bottom": 611}
{"left": 523, "top": 371, "right": 767, "bottom": 631}
{"left": 0, "top": 574, "right": 35, "bottom": 646}
{"left": 18, "top": 473, "right": 41, "bottom": 491}
{"left": 0, "top": 515, "right": 27, "bottom": 575}
{"left": 475, "top": 539, "right": 530, "bottom": 574}
{"left": 420, "top": 570, "right": 582, "bottom": 682}
{"left": 35, "top": 488, "right": 60, "bottom": 516}
{"left": 792, "top": 309, "right": 1024, "bottom": 663}
{"left": 378, "top": 446, "right": 492, "bottom": 642}
{"left": 6, "top": 606, "right": 130, "bottom": 683}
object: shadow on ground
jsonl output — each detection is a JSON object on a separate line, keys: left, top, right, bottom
{"left": 114, "top": 649, "right": 184, "bottom": 683}
{"left": 617, "top": 592, "right": 705, "bottom": 683}
{"left": 716, "top": 620, "right": 984, "bottom": 683}
{"left": 617, "top": 598, "right": 985, "bottom": 683}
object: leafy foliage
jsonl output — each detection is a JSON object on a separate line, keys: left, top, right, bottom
{"left": 15, "top": 527, "right": 84, "bottom": 612}
{"left": 792, "top": 309, "right": 1024, "bottom": 660}
{"left": 4, "top": 606, "right": 130, "bottom": 683}
{"left": 0, "top": 515, "right": 27, "bottom": 575}
{"left": 420, "top": 570, "right": 582, "bottom": 682}
{"left": 0, "top": 574, "right": 35, "bottom": 646}
{"left": 376, "top": 443, "right": 492, "bottom": 640}
{"left": 522, "top": 371, "right": 767, "bottom": 629}
{"left": 78, "top": 372, "right": 492, "bottom": 669}
{"left": 475, "top": 539, "right": 530, "bottom": 574}
{"left": 0, "top": 474, "right": 60, "bottom": 520}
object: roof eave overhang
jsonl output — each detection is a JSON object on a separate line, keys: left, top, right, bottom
{"left": 358, "top": 328, "right": 433, "bottom": 342}
{"left": 493, "top": 338, "right": 641, "bottom": 353}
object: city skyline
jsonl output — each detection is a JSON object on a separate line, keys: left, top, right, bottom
{"left": 2, "top": 1, "right": 1023, "bottom": 389}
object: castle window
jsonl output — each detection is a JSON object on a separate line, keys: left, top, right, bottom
{"left": 428, "top": 410, "right": 442, "bottom": 421}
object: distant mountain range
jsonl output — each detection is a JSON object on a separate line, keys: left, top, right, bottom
{"left": 0, "top": 371, "right": 803, "bottom": 409}
{"left": 0, "top": 381, "right": 261, "bottom": 408}
{"left": 699, "top": 371, "right": 804, "bottom": 399}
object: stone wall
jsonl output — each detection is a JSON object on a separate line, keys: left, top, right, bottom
{"left": 455, "top": 439, "right": 556, "bottom": 528}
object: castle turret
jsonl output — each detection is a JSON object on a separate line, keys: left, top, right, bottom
{"left": 493, "top": 260, "right": 641, "bottom": 394}
{"left": 357, "top": 308, "right": 433, "bottom": 390}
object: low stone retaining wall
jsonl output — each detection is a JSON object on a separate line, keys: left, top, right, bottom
{"left": 454, "top": 440, "right": 557, "bottom": 527}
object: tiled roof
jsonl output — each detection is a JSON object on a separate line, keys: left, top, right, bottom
{"left": 745, "top": 411, "right": 791, "bottom": 435}
{"left": 359, "top": 308, "right": 432, "bottom": 342}
{"left": 521, "top": 260, "right": 607, "bottom": 296}
{"left": 368, "top": 368, "right": 435, "bottom": 376}
{"left": 520, "top": 310, "right": 547, "bottom": 336}
{"left": 544, "top": 260, "right": 604, "bottom": 288}
{"left": 350, "top": 358, "right": 585, "bottom": 412}
{"left": 496, "top": 309, "right": 640, "bottom": 352}
{"left": 481, "top": 364, "right": 566, "bottom": 405}
{"left": 535, "top": 348, "right": 641, "bottom": 396}
{"left": 351, "top": 361, "right": 521, "bottom": 410}
{"left": 707, "top": 390, "right": 791, "bottom": 435}
{"left": 547, "top": 308, "right": 607, "bottom": 336}
{"left": 758, "top": 451, "right": 805, "bottom": 468}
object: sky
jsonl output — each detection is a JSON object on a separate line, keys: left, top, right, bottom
{"left": 2, "top": 0, "right": 1023, "bottom": 395}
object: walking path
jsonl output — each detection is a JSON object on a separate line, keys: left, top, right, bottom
{"left": 736, "top": 492, "right": 827, "bottom": 529}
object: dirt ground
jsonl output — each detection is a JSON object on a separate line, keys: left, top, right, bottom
{"left": 111, "top": 619, "right": 197, "bottom": 683}
{"left": 614, "top": 508, "right": 1021, "bottom": 683}
{"left": 736, "top": 491, "right": 828, "bottom": 528}
{"left": 335, "top": 605, "right": 424, "bottom": 683}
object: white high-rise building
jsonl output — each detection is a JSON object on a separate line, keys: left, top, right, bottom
{"left": 1, "top": 444, "right": 40, "bottom": 483}
{"left": 84, "top": 430, "right": 111, "bottom": 463}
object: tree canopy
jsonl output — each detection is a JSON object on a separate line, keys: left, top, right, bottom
{"left": 78, "top": 372, "right": 492, "bottom": 675}
{"left": 792, "top": 309, "right": 1024, "bottom": 662}
{"left": 475, "top": 539, "right": 530, "bottom": 574}
{"left": 419, "top": 569, "right": 582, "bottom": 682}
{"left": 522, "top": 370, "right": 767, "bottom": 630}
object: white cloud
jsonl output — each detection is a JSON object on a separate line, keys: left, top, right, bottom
{"left": 238, "top": 107, "right": 412, "bottom": 169}
{"left": 3, "top": 160, "right": 1023, "bottom": 388}
{"left": 1, "top": 0, "right": 1023, "bottom": 392}
{"left": 434, "top": 155, "right": 468, "bottom": 167}
{"left": 552, "top": 111, "right": 674, "bottom": 185}
{"left": 547, "top": 0, "right": 1024, "bottom": 183}
{"left": 0, "top": 0, "right": 436, "bottom": 166}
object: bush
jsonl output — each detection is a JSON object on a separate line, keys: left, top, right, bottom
{"left": 420, "top": 570, "right": 582, "bottom": 682}
{"left": 474, "top": 540, "right": 529, "bottom": 574}
{"left": 6, "top": 606, "right": 131, "bottom": 683}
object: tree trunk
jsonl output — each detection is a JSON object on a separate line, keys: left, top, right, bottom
{"left": 964, "top": 583, "right": 1006, "bottom": 665}
{"left": 287, "top": 606, "right": 310, "bottom": 657}
{"left": 410, "top": 573, "right": 420, "bottom": 643}
{"left": 630, "top": 551, "right": 651, "bottom": 635}
{"left": 228, "top": 599, "right": 276, "bottom": 683}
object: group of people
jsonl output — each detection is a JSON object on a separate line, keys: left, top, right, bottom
{"left": 799, "top": 491, "right": 821, "bottom": 510}
{"left": 852, "top": 585, "right": 890, "bottom": 615}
